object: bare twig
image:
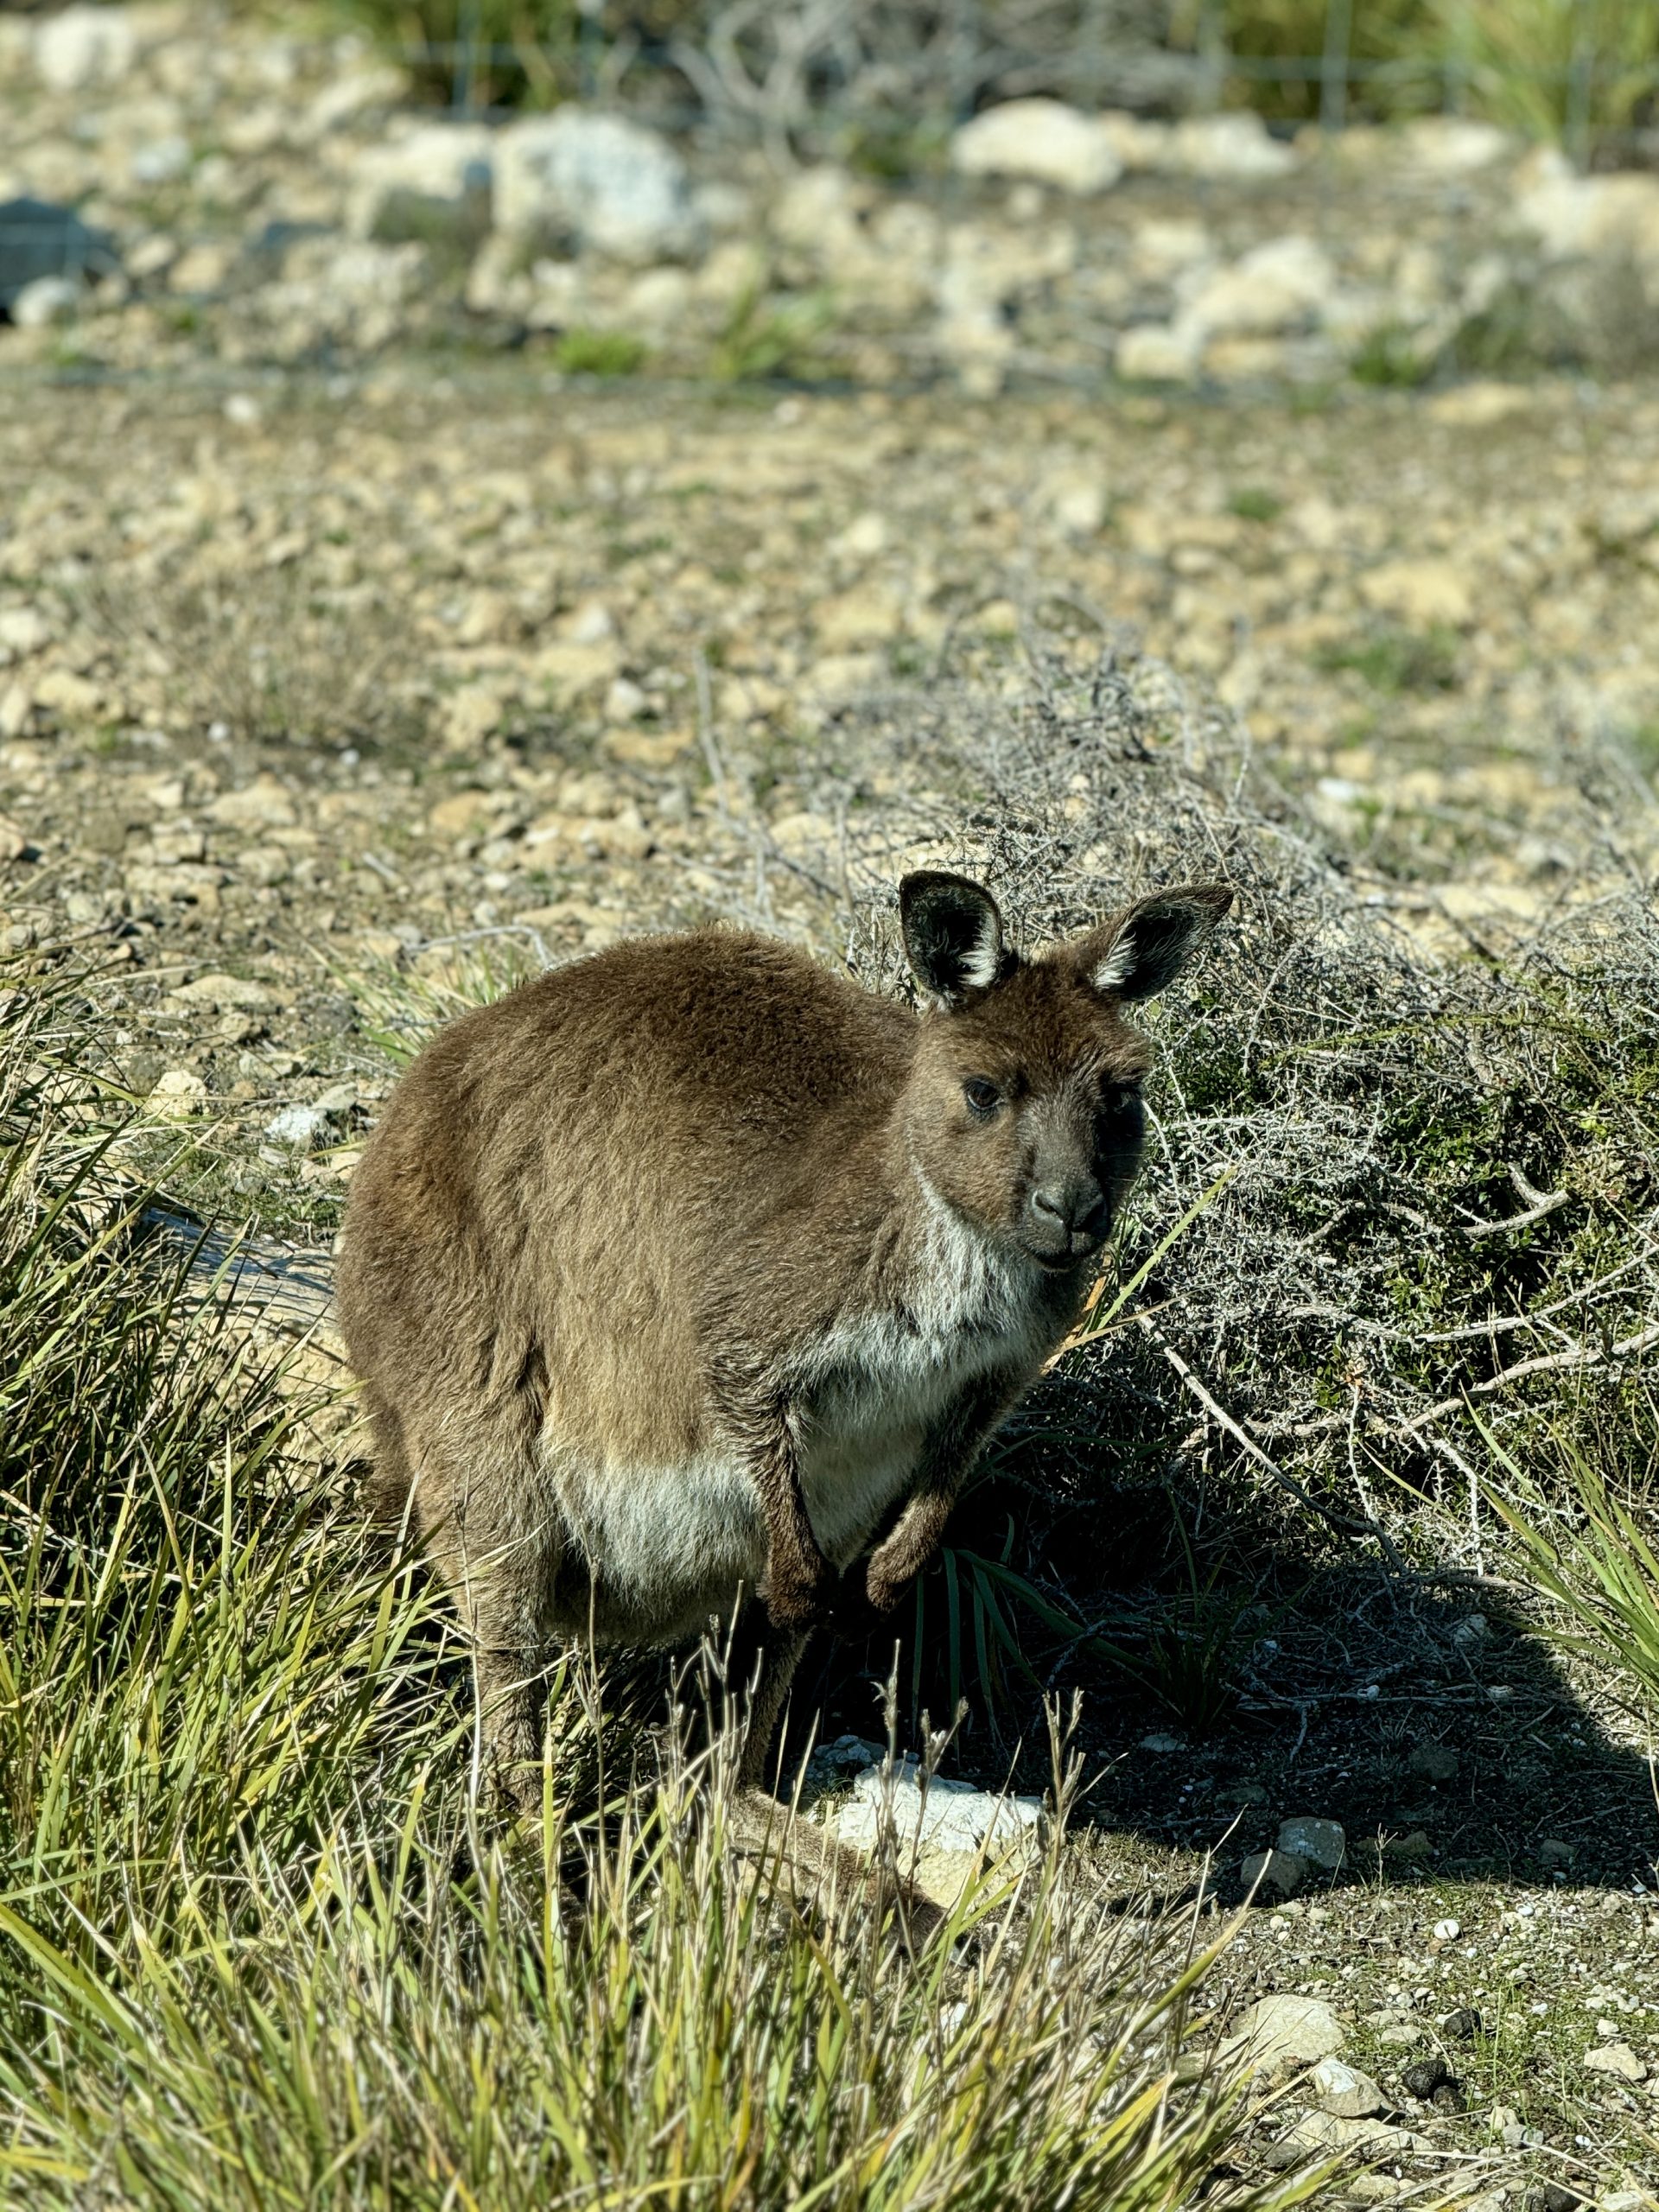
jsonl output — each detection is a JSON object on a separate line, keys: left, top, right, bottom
{"left": 1463, "top": 1163, "right": 1571, "bottom": 1241}
{"left": 1405, "top": 1321, "right": 1659, "bottom": 1433}
{"left": 1285, "top": 1249, "right": 1654, "bottom": 1344}
{"left": 1141, "top": 1319, "right": 1412, "bottom": 1578}
{"left": 693, "top": 647, "right": 734, "bottom": 836}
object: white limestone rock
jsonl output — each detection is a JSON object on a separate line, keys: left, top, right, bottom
{"left": 1180, "top": 235, "right": 1336, "bottom": 340}
{"left": 1224, "top": 1993, "right": 1346, "bottom": 2069}
{"left": 951, "top": 99, "right": 1123, "bottom": 196}
{"left": 10, "top": 274, "right": 84, "bottom": 328}
{"left": 830, "top": 1758, "right": 1046, "bottom": 1855}
{"left": 1116, "top": 321, "right": 1201, "bottom": 382}
{"left": 494, "top": 110, "right": 702, "bottom": 264}
{"left": 1310, "top": 2058, "right": 1386, "bottom": 2119}
{"left": 1516, "top": 156, "right": 1659, "bottom": 276}
{"left": 1168, "top": 112, "right": 1297, "bottom": 181}
{"left": 1398, "top": 117, "right": 1512, "bottom": 175}
{"left": 35, "top": 3, "right": 137, "bottom": 92}
{"left": 347, "top": 122, "right": 494, "bottom": 244}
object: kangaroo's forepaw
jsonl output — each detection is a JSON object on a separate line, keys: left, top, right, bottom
{"left": 765, "top": 1563, "right": 834, "bottom": 1630}
{"left": 863, "top": 1548, "right": 918, "bottom": 1618}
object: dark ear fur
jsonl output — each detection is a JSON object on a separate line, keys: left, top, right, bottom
{"left": 899, "top": 871, "right": 1007, "bottom": 1007}
{"left": 1084, "top": 882, "right": 1232, "bottom": 1003}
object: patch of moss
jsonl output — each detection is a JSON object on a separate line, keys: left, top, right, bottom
{"left": 1315, "top": 623, "right": 1460, "bottom": 694}
{"left": 553, "top": 327, "right": 649, "bottom": 378}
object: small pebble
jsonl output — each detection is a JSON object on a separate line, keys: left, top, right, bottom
{"left": 1582, "top": 2040, "right": 1647, "bottom": 2082}
{"left": 1240, "top": 1847, "right": 1307, "bottom": 1901}
{"left": 1400, "top": 2057, "right": 1449, "bottom": 2099}
{"left": 1220, "top": 1781, "right": 1269, "bottom": 1808}
{"left": 1276, "top": 1815, "right": 1346, "bottom": 1872}
{"left": 1309, "top": 2056, "right": 1385, "bottom": 2120}
{"left": 265, "top": 1102, "right": 330, "bottom": 1147}
{"left": 1430, "top": 1916, "right": 1460, "bottom": 1942}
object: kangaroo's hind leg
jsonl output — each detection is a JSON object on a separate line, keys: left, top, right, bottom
{"left": 719, "top": 1618, "right": 944, "bottom": 1943}
{"left": 403, "top": 1423, "right": 568, "bottom": 1815}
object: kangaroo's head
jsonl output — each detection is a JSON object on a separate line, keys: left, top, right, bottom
{"left": 897, "top": 870, "right": 1231, "bottom": 1274}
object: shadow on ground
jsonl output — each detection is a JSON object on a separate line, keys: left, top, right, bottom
{"left": 787, "top": 1377, "right": 1659, "bottom": 1908}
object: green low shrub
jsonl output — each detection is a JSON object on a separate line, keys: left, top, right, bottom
{"left": 553, "top": 325, "right": 650, "bottom": 376}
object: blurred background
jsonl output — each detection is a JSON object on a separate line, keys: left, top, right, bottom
{"left": 5, "top": 0, "right": 1659, "bottom": 956}
{"left": 6, "top": 0, "right": 1659, "bottom": 376}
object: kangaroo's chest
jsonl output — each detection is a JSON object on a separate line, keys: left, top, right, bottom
{"left": 794, "top": 1246, "right": 1046, "bottom": 1564}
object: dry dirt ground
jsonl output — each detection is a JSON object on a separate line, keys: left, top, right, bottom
{"left": 4, "top": 366, "right": 1659, "bottom": 2208}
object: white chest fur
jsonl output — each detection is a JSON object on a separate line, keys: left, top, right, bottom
{"left": 793, "top": 1188, "right": 1046, "bottom": 1564}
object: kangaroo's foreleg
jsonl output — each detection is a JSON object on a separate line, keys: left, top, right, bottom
{"left": 864, "top": 1371, "right": 1019, "bottom": 1616}
{"left": 709, "top": 1357, "right": 833, "bottom": 1630}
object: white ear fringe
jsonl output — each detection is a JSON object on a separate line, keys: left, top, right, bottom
{"left": 957, "top": 924, "right": 1001, "bottom": 991}
{"left": 1093, "top": 932, "right": 1135, "bottom": 993}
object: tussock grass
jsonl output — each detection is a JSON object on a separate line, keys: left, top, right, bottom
{"left": 346, "top": 931, "right": 549, "bottom": 1065}
{"left": 79, "top": 569, "right": 426, "bottom": 757}
{"left": 1484, "top": 1393, "right": 1659, "bottom": 1725}
{"left": 0, "top": 963, "right": 1302, "bottom": 2209}
{"left": 1433, "top": 0, "right": 1659, "bottom": 161}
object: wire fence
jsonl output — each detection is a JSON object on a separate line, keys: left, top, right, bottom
{"left": 397, "top": 0, "right": 1659, "bottom": 169}
{"left": 4, "top": 0, "right": 1658, "bottom": 159}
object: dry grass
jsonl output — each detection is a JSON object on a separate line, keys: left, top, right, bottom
{"left": 79, "top": 568, "right": 428, "bottom": 754}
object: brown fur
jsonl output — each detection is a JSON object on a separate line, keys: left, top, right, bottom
{"left": 338, "top": 874, "right": 1230, "bottom": 1887}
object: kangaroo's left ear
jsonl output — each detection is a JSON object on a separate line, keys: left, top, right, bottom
{"left": 899, "top": 870, "right": 1008, "bottom": 1007}
{"left": 1078, "top": 883, "right": 1233, "bottom": 1003}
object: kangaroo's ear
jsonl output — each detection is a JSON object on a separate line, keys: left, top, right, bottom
{"left": 1083, "top": 882, "right": 1232, "bottom": 1003}
{"left": 899, "top": 871, "right": 1007, "bottom": 1007}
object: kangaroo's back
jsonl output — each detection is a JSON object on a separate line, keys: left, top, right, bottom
{"left": 338, "top": 929, "right": 916, "bottom": 1521}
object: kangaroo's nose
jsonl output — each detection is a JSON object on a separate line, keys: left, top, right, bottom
{"left": 1028, "top": 1180, "right": 1108, "bottom": 1247}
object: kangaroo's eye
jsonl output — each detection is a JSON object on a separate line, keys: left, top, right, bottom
{"left": 963, "top": 1077, "right": 1001, "bottom": 1118}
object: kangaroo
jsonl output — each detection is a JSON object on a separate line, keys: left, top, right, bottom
{"left": 338, "top": 870, "right": 1231, "bottom": 1867}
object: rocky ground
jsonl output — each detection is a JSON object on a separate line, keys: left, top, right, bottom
{"left": 3, "top": 367, "right": 1658, "bottom": 1057}
{"left": 5, "top": 7, "right": 1659, "bottom": 2206}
